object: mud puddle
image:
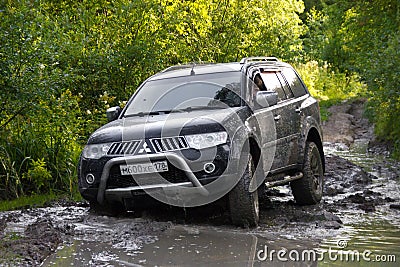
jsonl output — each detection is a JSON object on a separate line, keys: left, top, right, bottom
{"left": 43, "top": 224, "right": 320, "bottom": 266}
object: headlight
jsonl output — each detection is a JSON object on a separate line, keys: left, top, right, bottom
{"left": 82, "top": 143, "right": 112, "bottom": 159}
{"left": 185, "top": 131, "right": 228, "bottom": 150}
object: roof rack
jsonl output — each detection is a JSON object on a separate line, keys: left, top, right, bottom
{"left": 239, "top": 57, "right": 279, "bottom": 64}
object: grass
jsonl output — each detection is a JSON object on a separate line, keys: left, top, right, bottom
{"left": 0, "top": 189, "right": 82, "bottom": 212}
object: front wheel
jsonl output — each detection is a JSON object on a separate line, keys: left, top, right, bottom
{"left": 291, "top": 141, "right": 324, "bottom": 205}
{"left": 229, "top": 154, "right": 259, "bottom": 227}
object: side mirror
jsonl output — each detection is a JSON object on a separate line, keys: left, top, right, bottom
{"left": 255, "top": 91, "right": 278, "bottom": 108}
{"left": 106, "top": 106, "right": 121, "bottom": 122}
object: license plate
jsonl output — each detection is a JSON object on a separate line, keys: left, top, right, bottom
{"left": 120, "top": 161, "right": 168, "bottom": 175}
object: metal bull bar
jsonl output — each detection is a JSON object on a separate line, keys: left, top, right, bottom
{"left": 97, "top": 153, "right": 209, "bottom": 204}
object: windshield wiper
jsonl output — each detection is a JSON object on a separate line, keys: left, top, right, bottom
{"left": 124, "top": 109, "right": 183, "bottom": 118}
{"left": 124, "top": 111, "right": 159, "bottom": 117}
{"left": 124, "top": 106, "right": 226, "bottom": 117}
{"left": 180, "top": 106, "right": 226, "bottom": 112}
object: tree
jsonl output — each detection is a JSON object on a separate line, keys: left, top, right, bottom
{"left": 304, "top": 0, "right": 400, "bottom": 156}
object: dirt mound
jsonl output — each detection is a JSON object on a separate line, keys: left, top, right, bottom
{"left": 322, "top": 99, "right": 374, "bottom": 145}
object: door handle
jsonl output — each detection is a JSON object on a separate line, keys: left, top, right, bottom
{"left": 274, "top": 114, "right": 281, "bottom": 121}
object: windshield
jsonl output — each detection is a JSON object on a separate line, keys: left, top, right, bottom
{"left": 124, "top": 72, "right": 243, "bottom": 116}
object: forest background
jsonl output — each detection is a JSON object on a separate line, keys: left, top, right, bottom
{"left": 0, "top": 0, "right": 398, "bottom": 203}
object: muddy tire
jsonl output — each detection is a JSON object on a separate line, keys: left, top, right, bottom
{"left": 89, "top": 201, "right": 125, "bottom": 217}
{"left": 291, "top": 141, "right": 324, "bottom": 205}
{"left": 229, "top": 154, "right": 259, "bottom": 227}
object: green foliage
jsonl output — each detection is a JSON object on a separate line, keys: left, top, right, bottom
{"left": 296, "top": 61, "right": 366, "bottom": 121}
{"left": 23, "top": 158, "right": 52, "bottom": 193}
{"left": 296, "top": 61, "right": 366, "bottom": 102}
{"left": 0, "top": 0, "right": 308, "bottom": 201}
{"left": 303, "top": 0, "right": 400, "bottom": 158}
{"left": 365, "top": 33, "right": 400, "bottom": 157}
{"left": 0, "top": 146, "right": 27, "bottom": 199}
{"left": 0, "top": 85, "right": 82, "bottom": 199}
{"left": 0, "top": 0, "right": 399, "bottom": 203}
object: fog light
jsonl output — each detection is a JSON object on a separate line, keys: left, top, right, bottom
{"left": 203, "top": 163, "right": 216, "bottom": 174}
{"left": 86, "top": 173, "right": 95, "bottom": 184}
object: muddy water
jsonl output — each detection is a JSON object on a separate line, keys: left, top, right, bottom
{"left": 317, "top": 141, "right": 400, "bottom": 266}
{"left": 40, "top": 142, "right": 399, "bottom": 266}
{"left": 43, "top": 223, "right": 321, "bottom": 266}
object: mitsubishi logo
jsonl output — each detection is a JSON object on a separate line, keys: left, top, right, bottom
{"left": 138, "top": 142, "right": 152, "bottom": 154}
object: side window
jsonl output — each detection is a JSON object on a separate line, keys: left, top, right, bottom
{"left": 260, "top": 72, "right": 286, "bottom": 102}
{"left": 281, "top": 68, "right": 307, "bottom": 97}
{"left": 276, "top": 72, "right": 294, "bottom": 99}
{"left": 253, "top": 74, "right": 267, "bottom": 91}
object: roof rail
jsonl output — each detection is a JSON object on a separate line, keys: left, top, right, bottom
{"left": 161, "top": 64, "right": 195, "bottom": 73}
{"left": 240, "top": 57, "right": 279, "bottom": 64}
{"left": 161, "top": 62, "right": 215, "bottom": 73}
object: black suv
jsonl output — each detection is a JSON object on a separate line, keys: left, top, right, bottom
{"left": 78, "top": 57, "right": 325, "bottom": 227}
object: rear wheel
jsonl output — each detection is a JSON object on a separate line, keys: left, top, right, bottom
{"left": 291, "top": 141, "right": 324, "bottom": 205}
{"left": 229, "top": 154, "right": 259, "bottom": 227}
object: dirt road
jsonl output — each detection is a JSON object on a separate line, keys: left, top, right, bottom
{"left": 1, "top": 100, "right": 399, "bottom": 266}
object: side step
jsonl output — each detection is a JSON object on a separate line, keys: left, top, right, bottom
{"left": 265, "top": 172, "right": 303, "bottom": 188}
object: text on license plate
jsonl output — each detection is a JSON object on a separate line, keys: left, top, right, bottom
{"left": 120, "top": 161, "right": 168, "bottom": 175}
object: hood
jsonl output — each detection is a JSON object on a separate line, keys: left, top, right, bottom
{"left": 87, "top": 107, "right": 250, "bottom": 144}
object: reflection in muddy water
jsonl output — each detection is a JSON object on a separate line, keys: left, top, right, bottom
{"left": 131, "top": 226, "right": 317, "bottom": 266}
{"left": 44, "top": 225, "right": 318, "bottom": 266}
{"left": 318, "top": 221, "right": 400, "bottom": 267}
{"left": 44, "top": 239, "right": 158, "bottom": 267}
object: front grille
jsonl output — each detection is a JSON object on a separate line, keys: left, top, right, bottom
{"left": 160, "top": 163, "right": 188, "bottom": 183}
{"left": 108, "top": 165, "right": 139, "bottom": 188}
{"left": 150, "top": 136, "right": 188, "bottom": 153}
{"left": 107, "top": 140, "right": 140, "bottom": 155}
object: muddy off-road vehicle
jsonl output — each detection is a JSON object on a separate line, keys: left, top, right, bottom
{"left": 78, "top": 57, "right": 325, "bottom": 227}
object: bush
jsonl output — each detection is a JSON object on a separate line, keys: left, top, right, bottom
{"left": 295, "top": 61, "right": 366, "bottom": 120}
{"left": 296, "top": 61, "right": 366, "bottom": 101}
{"left": 23, "top": 158, "right": 52, "bottom": 193}
{"left": 0, "top": 91, "right": 82, "bottom": 200}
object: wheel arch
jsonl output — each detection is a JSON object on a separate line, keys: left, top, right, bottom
{"left": 306, "top": 127, "right": 325, "bottom": 173}
{"left": 248, "top": 136, "right": 261, "bottom": 170}
{"left": 247, "top": 136, "right": 266, "bottom": 193}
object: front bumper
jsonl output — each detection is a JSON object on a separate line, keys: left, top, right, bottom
{"left": 79, "top": 145, "right": 237, "bottom": 205}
